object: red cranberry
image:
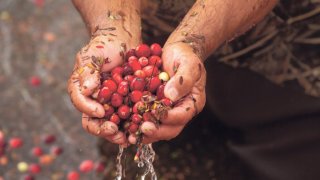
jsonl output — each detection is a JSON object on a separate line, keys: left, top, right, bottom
{"left": 156, "top": 84, "right": 165, "bottom": 100}
{"left": 79, "top": 160, "right": 94, "bottom": 173}
{"left": 130, "top": 77, "right": 146, "bottom": 91}
{"left": 67, "top": 171, "right": 80, "bottom": 180}
{"left": 149, "top": 55, "right": 162, "bottom": 67}
{"left": 102, "top": 79, "right": 117, "bottom": 92}
{"left": 112, "top": 73, "right": 123, "bottom": 84}
{"left": 111, "top": 67, "right": 124, "bottom": 76}
{"left": 117, "top": 81, "right": 129, "bottom": 96}
{"left": 29, "top": 76, "right": 41, "bottom": 87}
{"left": 143, "top": 65, "right": 159, "bottom": 77}
{"left": 128, "top": 123, "right": 139, "bottom": 133}
{"left": 109, "top": 113, "right": 120, "bottom": 125}
{"left": 147, "top": 76, "right": 161, "bottom": 92}
{"left": 104, "top": 104, "right": 114, "bottom": 118}
{"left": 29, "top": 163, "right": 41, "bottom": 174}
{"left": 111, "top": 93, "right": 123, "bottom": 107}
{"left": 95, "top": 162, "right": 106, "bottom": 173}
{"left": 98, "top": 87, "right": 112, "bottom": 102}
{"left": 135, "top": 44, "right": 151, "bottom": 58}
{"left": 134, "top": 70, "right": 146, "bottom": 79}
{"left": 117, "top": 105, "right": 131, "bottom": 119}
{"left": 138, "top": 57, "right": 149, "bottom": 67}
{"left": 9, "top": 137, "right": 23, "bottom": 149}
{"left": 131, "top": 114, "right": 142, "bottom": 124}
{"left": 161, "top": 98, "right": 173, "bottom": 107}
{"left": 128, "top": 57, "right": 141, "bottom": 72}
{"left": 132, "top": 101, "right": 145, "bottom": 114}
{"left": 150, "top": 43, "right": 162, "bottom": 56}
{"left": 130, "top": 90, "right": 143, "bottom": 103}
{"left": 124, "top": 75, "right": 134, "bottom": 83}
{"left": 51, "top": 146, "right": 63, "bottom": 156}
{"left": 31, "top": 147, "right": 43, "bottom": 157}
{"left": 126, "top": 49, "right": 136, "bottom": 59}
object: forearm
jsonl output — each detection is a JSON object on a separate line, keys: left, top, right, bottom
{"left": 72, "top": 0, "right": 141, "bottom": 45}
{"left": 166, "top": 0, "right": 278, "bottom": 60}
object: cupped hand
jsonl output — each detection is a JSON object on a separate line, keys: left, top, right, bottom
{"left": 129, "top": 42, "right": 207, "bottom": 144}
{"left": 68, "top": 34, "right": 137, "bottom": 145}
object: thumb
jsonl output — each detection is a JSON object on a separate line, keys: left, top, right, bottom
{"left": 164, "top": 57, "right": 201, "bottom": 102}
{"left": 76, "top": 54, "right": 102, "bottom": 96}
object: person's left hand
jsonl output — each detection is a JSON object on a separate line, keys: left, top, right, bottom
{"left": 128, "top": 42, "right": 207, "bottom": 144}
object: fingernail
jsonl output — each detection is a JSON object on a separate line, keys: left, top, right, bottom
{"left": 167, "top": 88, "right": 178, "bottom": 101}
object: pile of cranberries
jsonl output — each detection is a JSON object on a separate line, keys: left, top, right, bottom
{"left": 93, "top": 43, "right": 172, "bottom": 138}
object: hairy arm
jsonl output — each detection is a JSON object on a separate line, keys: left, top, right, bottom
{"left": 166, "top": 0, "right": 278, "bottom": 60}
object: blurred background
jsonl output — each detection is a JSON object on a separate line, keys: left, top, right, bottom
{"left": 0, "top": 1, "right": 221, "bottom": 179}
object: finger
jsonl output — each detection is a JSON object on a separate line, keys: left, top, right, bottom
{"left": 163, "top": 55, "right": 201, "bottom": 102}
{"left": 76, "top": 53, "right": 101, "bottom": 96}
{"left": 68, "top": 69, "right": 105, "bottom": 117}
{"left": 82, "top": 115, "right": 118, "bottom": 137}
{"left": 141, "top": 124, "right": 184, "bottom": 144}
{"left": 106, "top": 131, "right": 127, "bottom": 145}
{"left": 162, "top": 67, "right": 206, "bottom": 125}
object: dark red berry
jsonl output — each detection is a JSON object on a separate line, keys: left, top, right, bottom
{"left": 102, "top": 80, "right": 117, "bottom": 92}
{"left": 100, "top": 72, "right": 112, "bottom": 81}
{"left": 131, "top": 114, "right": 142, "bottom": 124}
{"left": 117, "top": 105, "right": 131, "bottom": 119}
{"left": 29, "top": 163, "right": 41, "bottom": 174}
{"left": 123, "top": 96, "right": 131, "bottom": 105}
{"left": 150, "top": 43, "right": 162, "bottom": 56}
{"left": 143, "top": 112, "right": 155, "bottom": 122}
{"left": 130, "top": 77, "right": 146, "bottom": 91}
{"left": 109, "top": 114, "right": 120, "bottom": 125}
{"left": 130, "top": 90, "right": 143, "bottom": 103}
{"left": 117, "top": 81, "right": 129, "bottom": 96}
{"left": 95, "top": 162, "right": 105, "bottom": 173}
{"left": 104, "top": 104, "right": 115, "bottom": 118}
{"left": 126, "top": 49, "right": 136, "bottom": 59}
{"left": 149, "top": 56, "right": 162, "bottom": 67}
{"left": 43, "top": 134, "right": 56, "bottom": 144}
{"left": 111, "top": 93, "right": 123, "bottom": 107}
{"left": 111, "top": 67, "right": 124, "bottom": 76}
{"left": 142, "top": 91, "right": 152, "bottom": 96}
{"left": 138, "top": 57, "right": 149, "bottom": 67}
{"left": 23, "top": 174, "right": 35, "bottom": 180}
{"left": 156, "top": 84, "right": 165, "bottom": 100}
{"left": 122, "top": 63, "right": 134, "bottom": 76}
{"left": 124, "top": 75, "right": 134, "bottom": 83}
{"left": 67, "top": 171, "right": 80, "bottom": 180}
{"left": 134, "top": 70, "right": 146, "bottom": 79}
{"left": 51, "top": 146, "right": 63, "bottom": 156}
{"left": 132, "top": 101, "right": 145, "bottom": 114}
{"left": 135, "top": 44, "right": 151, "bottom": 58}
{"left": 161, "top": 98, "right": 173, "bottom": 107}
{"left": 98, "top": 87, "right": 112, "bottom": 102}
{"left": 79, "top": 160, "right": 94, "bottom": 173}
{"left": 112, "top": 73, "right": 123, "bottom": 84}
{"left": 128, "top": 123, "right": 139, "bottom": 133}
{"left": 143, "top": 65, "right": 159, "bottom": 77}
{"left": 31, "top": 147, "right": 43, "bottom": 157}
{"left": 147, "top": 76, "right": 161, "bottom": 92}
{"left": 9, "top": 137, "right": 23, "bottom": 148}
{"left": 128, "top": 57, "right": 141, "bottom": 72}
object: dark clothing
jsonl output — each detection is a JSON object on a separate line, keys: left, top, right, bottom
{"left": 205, "top": 60, "right": 320, "bottom": 180}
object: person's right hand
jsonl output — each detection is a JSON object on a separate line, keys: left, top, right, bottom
{"left": 68, "top": 32, "right": 139, "bottom": 146}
